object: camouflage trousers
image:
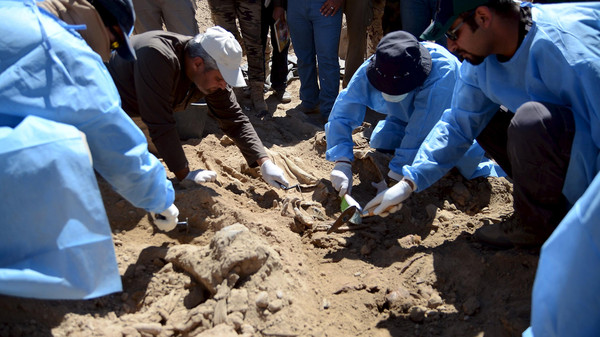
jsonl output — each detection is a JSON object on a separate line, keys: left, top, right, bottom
{"left": 132, "top": 0, "right": 199, "bottom": 36}
{"left": 207, "top": 0, "right": 265, "bottom": 83}
{"left": 367, "top": 0, "right": 385, "bottom": 56}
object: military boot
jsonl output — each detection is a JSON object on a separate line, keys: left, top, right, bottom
{"left": 250, "top": 81, "right": 268, "bottom": 117}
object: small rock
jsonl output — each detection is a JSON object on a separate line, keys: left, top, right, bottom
{"left": 227, "top": 312, "right": 244, "bottom": 329}
{"left": 398, "top": 235, "right": 421, "bottom": 249}
{"left": 322, "top": 298, "right": 330, "bottom": 310}
{"left": 409, "top": 306, "right": 427, "bottom": 323}
{"left": 255, "top": 291, "right": 269, "bottom": 308}
{"left": 451, "top": 181, "right": 472, "bottom": 206}
{"left": 427, "top": 294, "right": 443, "bottom": 309}
{"left": 220, "top": 135, "right": 235, "bottom": 146}
{"left": 425, "top": 204, "right": 438, "bottom": 219}
{"left": 228, "top": 288, "right": 248, "bottom": 313}
{"left": 268, "top": 299, "right": 284, "bottom": 313}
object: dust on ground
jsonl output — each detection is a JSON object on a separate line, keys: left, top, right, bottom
{"left": 0, "top": 4, "right": 539, "bottom": 337}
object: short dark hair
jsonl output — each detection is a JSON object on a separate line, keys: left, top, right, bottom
{"left": 463, "top": 0, "right": 519, "bottom": 31}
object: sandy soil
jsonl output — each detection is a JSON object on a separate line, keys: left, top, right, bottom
{"left": 0, "top": 3, "right": 540, "bottom": 337}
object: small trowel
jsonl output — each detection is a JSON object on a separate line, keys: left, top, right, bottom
{"left": 328, "top": 194, "right": 363, "bottom": 234}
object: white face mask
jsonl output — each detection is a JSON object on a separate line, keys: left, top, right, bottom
{"left": 381, "top": 92, "right": 408, "bottom": 102}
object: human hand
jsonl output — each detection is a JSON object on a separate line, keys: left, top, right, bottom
{"left": 330, "top": 161, "right": 352, "bottom": 196}
{"left": 320, "top": 0, "right": 342, "bottom": 16}
{"left": 184, "top": 169, "right": 217, "bottom": 184}
{"left": 261, "top": 160, "right": 290, "bottom": 188}
{"left": 151, "top": 204, "right": 179, "bottom": 231}
{"left": 364, "top": 179, "right": 415, "bottom": 217}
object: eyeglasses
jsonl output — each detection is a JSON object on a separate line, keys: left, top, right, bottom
{"left": 445, "top": 11, "right": 475, "bottom": 41}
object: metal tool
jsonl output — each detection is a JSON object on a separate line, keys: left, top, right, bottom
{"left": 327, "top": 205, "right": 359, "bottom": 234}
{"left": 154, "top": 214, "right": 189, "bottom": 226}
{"left": 278, "top": 182, "right": 301, "bottom": 191}
{"left": 328, "top": 194, "right": 396, "bottom": 234}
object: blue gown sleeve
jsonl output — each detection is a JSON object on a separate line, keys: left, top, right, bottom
{"left": 325, "top": 61, "right": 374, "bottom": 162}
{"left": 402, "top": 65, "right": 501, "bottom": 191}
{"left": 523, "top": 171, "right": 600, "bottom": 337}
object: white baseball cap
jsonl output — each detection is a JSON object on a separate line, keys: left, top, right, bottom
{"left": 199, "top": 26, "right": 246, "bottom": 87}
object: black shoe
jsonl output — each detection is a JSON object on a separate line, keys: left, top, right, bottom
{"left": 295, "top": 102, "right": 320, "bottom": 115}
{"left": 474, "top": 215, "right": 545, "bottom": 249}
{"left": 275, "top": 90, "right": 292, "bottom": 103}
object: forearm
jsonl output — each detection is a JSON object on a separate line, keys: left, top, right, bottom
{"left": 207, "top": 88, "right": 268, "bottom": 167}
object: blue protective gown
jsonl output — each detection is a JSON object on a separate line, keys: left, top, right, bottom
{"left": 0, "top": 0, "right": 174, "bottom": 299}
{"left": 325, "top": 42, "right": 504, "bottom": 180}
{"left": 522, "top": 170, "right": 600, "bottom": 337}
{"left": 0, "top": 116, "right": 122, "bottom": 299}
{"left": 0, "top": 0, "right": 174, "bottom": 213}
{"left": 402, "top": 2, "right": 600, "bottom": 197}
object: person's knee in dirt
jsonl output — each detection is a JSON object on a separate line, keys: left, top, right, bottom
{"left": 107, "top": 26, "right": 291, "bottom": 215}
{"left": 325, "top": 30, "right": 504, "bottom": 219}
{"left": 367, "top": 0, "right": 600, "bottom": 249}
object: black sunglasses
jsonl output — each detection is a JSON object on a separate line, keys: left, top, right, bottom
{"left": 445, "top": 10, "right": 476, "bottom": 41}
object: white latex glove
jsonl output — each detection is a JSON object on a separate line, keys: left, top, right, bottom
{"left": 151, "top": 204, "right": 179, "bottom": 231}
{"left": 388, "top": 170, "right": 403, "bottom": 182}
{"left": 330, "top": 161, "right": 352, "bottom": 196}
{"left": 364, "top": 179, "right": 415, "bottom": 217}
{"left": 185, "top": 169, "right": 217, "bottom": 184}
{"left": 371, "top": 180, "right": 388, "bottom": 195}
{"left": 261, "top": 160, "right": 289, "bottom": 188}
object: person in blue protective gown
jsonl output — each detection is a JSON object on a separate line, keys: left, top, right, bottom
{"left": 326, "top": 30, "right": 504, "bottom": 198}
{"left": 363, "top": 0, "right": 600, "bottom": 249}
{"left": 522, "top": 170, "right": 600, "bottom": 337}
{"left": 0, "top": 0, "right": 178, "bottom": 299}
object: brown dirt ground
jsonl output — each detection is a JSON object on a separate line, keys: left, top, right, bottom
{"left": 0, "top": 3, "right": 540, "bottom": 337}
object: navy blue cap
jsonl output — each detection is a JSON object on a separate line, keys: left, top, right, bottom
{"left": 366, "top": 31, "right": 432, "bottom": 96}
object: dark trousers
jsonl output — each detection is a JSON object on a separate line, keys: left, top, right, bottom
{"left": 261, "top": 2, "right": 290, "bottom": 92}
{"left": 476, "top": 102, "right": 575, "bottom": 239}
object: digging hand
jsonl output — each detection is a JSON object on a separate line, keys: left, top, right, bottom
{"left": 261, "top": 160, "right": 290, "bottom": 188}
{"left": 364, "top": 178, "right": 415, "bottom": 217}
{"left": 151, "top": 204, "right": 179, "bottom": 231}
{"left": 185, "top": 169, "right": 217, "bottom": 184}
{"left": 330, "top": 161, "right": 352, "bottom": 197}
